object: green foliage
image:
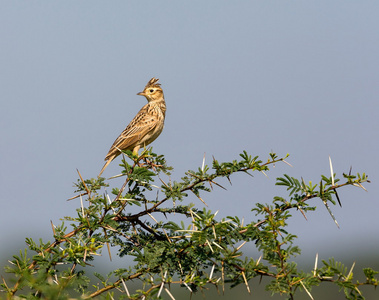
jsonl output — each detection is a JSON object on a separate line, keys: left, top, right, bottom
{"left": 1, "top": 149, "right": 376, "bottom": 299}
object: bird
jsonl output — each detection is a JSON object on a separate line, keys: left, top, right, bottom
{"left": 98, "top": 77, "right": 166, "bottom": 177}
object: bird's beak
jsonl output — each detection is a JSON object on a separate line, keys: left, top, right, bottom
{"left": 137, "top": 91, "right": 146, "bottom": 96}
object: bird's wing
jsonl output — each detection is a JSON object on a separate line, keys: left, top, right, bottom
{"left": 104, "top": 105, "right": 160, "bottom": 160}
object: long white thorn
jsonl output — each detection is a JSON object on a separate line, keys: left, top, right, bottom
{"left": 313, "top": 253, "right": 318, "bottom": 276}
{"left": 329, "top": 156, "right": 335, "bottom": 186}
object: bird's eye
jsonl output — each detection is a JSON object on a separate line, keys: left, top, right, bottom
{"left": 149, "top": 89, "right": 154, "bottom": 93}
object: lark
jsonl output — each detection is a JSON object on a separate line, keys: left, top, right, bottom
{"left": 98, "top": 78, "right": 166, "bottom": 177}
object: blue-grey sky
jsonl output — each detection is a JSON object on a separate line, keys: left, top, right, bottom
{"left": 1, "top": 0, "right": 378, "bottom": 278}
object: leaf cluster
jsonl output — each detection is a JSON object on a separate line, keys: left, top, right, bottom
{"left": 1, "top": 149, "right": 375, "bottom": 299}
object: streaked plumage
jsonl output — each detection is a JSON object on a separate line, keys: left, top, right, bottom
{"left": 98, "top": 78, "right": 166, "bottom": 177}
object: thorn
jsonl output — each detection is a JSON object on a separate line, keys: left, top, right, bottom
{"left": 241, "top": 271, "right": 251, "bottom": 294}
{"left": 157, "top": 271, "right": 167, "bottom": 298}
{"left": 206, "top": 239, "right": 214, "bottom": 253}
{"left": 77, "top": 169, "right": 90, "bottom": 197}
{"left": 300, "top": 280, "right": 314, "bottom": 300}
{"left": 159, "top": 177, "right": 169, "bottom": 188}
{"left": 356, "top": 182, "right": 368, "bottom": 192}
{"left": 243, "top": 170, "right": 254, "bottom": 178}
{"left": 201, "top": 152, "right": 206, "bottom": 172}
{"left": 50, "top": 220, "right": 56, "bottom": 236}
{"left": 67, "top": 192, "right": 88, "bottom": 201}
{"left": 329, "top": 157, "right": 342, "bottom": 206}
{"left": 210, "top": 264, "right": 215, "bottom": 280}
{"left": 164, "top": 287, "right": 176, "bottom": 300}
{"left": 301, "top": 177, "right": 307, "bottom": 191}
{"left": 190, "top": 190, "right": 208, "bottom": 207}
{"left": 222, "top": 261, "right": 225, "bottom": 294}
{"left": 103, "top": 228, "right": 112, "bottom": 261}
{"left": 282, "top": 159, "right": 293, "bottom": 167}
{"left": 322, "top": 199, "right": 340, "bottom": 228}
{"left": 108, "top": 173, "right": 125, "bottom": 179}
{"left": 212, "top": 225, "right": 217, "bottom": 239}
{"left": 212, "top": 241, "right": 223, "bottom": 250}
{"left": 121, "top": 278, "right": 130, "bottom": 297}
{"left": 157, "top": 281, "right": 164, "bottom": 298}
{"left": 334, "top": 188, "right": 342, "bottom": 207}
{"left": 183, "top": 281, "right": 192, "bottom": 292}
{"left": 299, "top": 207, "right": 308, "bottom": 220}
{"left": 1, "top": 276, "right": 9, "bottom": 290}
{"left": 236, "top": 241, "right": 247, "bottom": 251}
{"left": 329, "top": 156, "right": 335, "bottom": 186}
{"left": 80, "top": 195, "right": 85, "bottom": 218}
{"left": 147, "top": 213, "right": 158, "bottom": 223}
{"left": 210, "top": 180, "right": 227, "bottom": 190}
{"left": 347, "top": 261, "right": 355, "bottom": 281}
{"left": 256, "top": 255, "right": 262, "bottom": 266}
{"left": 313, "top": 253, "right": 318, "bottom": 276}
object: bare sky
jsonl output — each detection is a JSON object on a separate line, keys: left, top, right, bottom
{"left": 1, "top": 1, "right": 378, "bottom": 272}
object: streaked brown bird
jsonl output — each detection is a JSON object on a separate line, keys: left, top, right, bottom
{"left": 98, "top": 78, "right": 166, "bottom": 177}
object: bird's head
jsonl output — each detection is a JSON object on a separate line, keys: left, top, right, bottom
{"left": 137, "top": 77, "right": 164, "bottom": 102}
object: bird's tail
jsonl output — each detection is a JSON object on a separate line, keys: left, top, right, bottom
{"left": 98, "top": 158, "right": 113, "bottom": 177}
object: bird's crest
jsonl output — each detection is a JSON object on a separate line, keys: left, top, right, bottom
{"left": 145, "top": 77, "right": 161, "bottom": 89}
